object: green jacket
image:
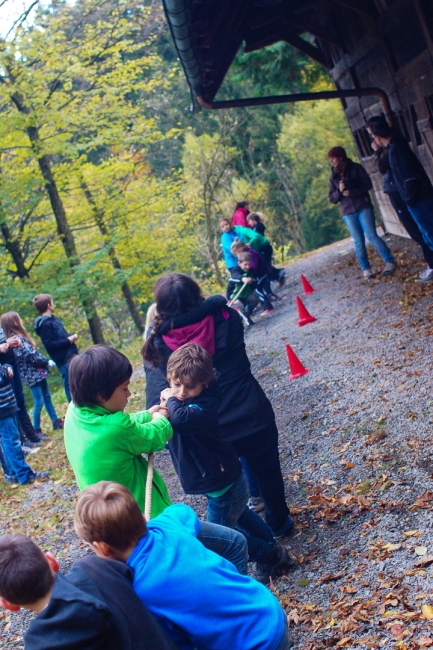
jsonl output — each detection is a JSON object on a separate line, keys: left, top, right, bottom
{"left": 64, "top": 403, "right": 173, "bottom": 517}
{"left": 234, "top": 225, "right": 268, "bottom": 251}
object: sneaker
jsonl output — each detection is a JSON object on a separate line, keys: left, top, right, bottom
{"left": 247, "top": 316, "right": 255, "bottom": 326}
{"left": 382, "top": 262, "right": 396, "bottom": 276}
{"left": 272, "top": 515, "right": 295, "bottom": 542}
{"left": 34, "top": 428, "right": 51, "bottom": 441}
{"left": 22, "top": 471, "right": 50, "bottom": 485}
{"left": 53, "top": 419, "right": 64, "bottom": 430}
{"left": 419, "top": 267, "right": 433, "bottom": 283}
{"left": 22, "top": 445, "right": 32, "bottom": 456}
{"left": 363, "top": 269, "right": 373, "bottom": 279}
{"left": 260, "top": 308, "right": 274, "bottom": 317}
{"left": 248, "top": 496, "right": 265, "bottom": 513}
{"left": 250, "top": 545, "right": 292, "bottom": 585}
{"left": 278, "top": 270, "right": 286, "bottom": 287}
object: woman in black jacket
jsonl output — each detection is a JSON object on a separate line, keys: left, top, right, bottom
{"left": 328, "top": 146, "right": 396, "bottom": 279}
{"left": 142, "top": 273, "right": 293, "bottom": 539}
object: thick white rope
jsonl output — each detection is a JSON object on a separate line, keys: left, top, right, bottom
{"left": 144, "top": 453, "right": 155, "bottom": 521}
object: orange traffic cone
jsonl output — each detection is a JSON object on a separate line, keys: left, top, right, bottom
{"left": 296, "top": 295, "right": 316, "bottom": 326}
{"left": 301, "top": 274, "right": 315, "bottom": 295}
{"left": 286, "top": 344, "right": 310, "bottom": 380}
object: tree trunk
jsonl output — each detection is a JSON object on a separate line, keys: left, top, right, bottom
{"left": 0, "top": 221, "right": 29, "bottom": 278}
{"left": 204, "top": 208, "right": 224, "bottom": 286}
{"left": 9, "top": 93, "right": 105, "bottom": 343}
{"left": 80, "top": 180, "right": 144, "bottom": 333}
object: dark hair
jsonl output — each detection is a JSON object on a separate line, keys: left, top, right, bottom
{"left": 235, "top": 201, "right": 249, "bottom": 210}
{"left": 32, "top": 294, "right": 52, "bottom": 314}
{"left": 167, "top": 344, "right": 215, "bottom": 386}
{"left": 0, "top": 535, "right": 54, "bottom": 605}
{"left": 238, "top": 252, "right": 252, "bottom": 263}
{"left": 141, "top": 273, "right": 204, "bottom": 368}
{"left": 367, "top": 116, "right": 392, "bottom": 138}
{"left": 69, "top": 345, "right": 132, "bottom": 407}
{"left": 327, "top": 146, "right": 347, "bottom": 159}
{"left": 219, "top": 218, "right": 231, "bottom": 225}
{"left": 75, "top": 482, "right": 147, "bottom": 551}
{"left": 247, "top": 212, "right": 262, "bottom": 223}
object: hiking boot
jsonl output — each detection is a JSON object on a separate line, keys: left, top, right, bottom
{"left": 363, "top": 269, "right": 373, "bottom": 280}
{"left": 4, "top": 474, "right": 18, "bottom": 485}
{"left": 250, "top": 545, "right": 292, "bottom": 585}
{"left": 248, "top": 496, "right": 265, "bottom": 513}
{"left": 419, "top": 267, "right": 433, "bottom": 283}
{"left": 382, "top": 262, "right": 396, "bottom": 276}
{"left": 22, "top": 471, "right": 50, "bottom": 485}
{"left": 53, "top": 418, "right": 64, "bottom": 430}
{"left": 34, "top": 428, "right": 51, "bottom": 441}
{"left": 247, "top": 316, "right": 255, "bottom": 326}
{"left": 272, "top": 515, "right": 295, "bottom": 541}
{"left": 260, "top": 308, "right": 274, "bottom": 317}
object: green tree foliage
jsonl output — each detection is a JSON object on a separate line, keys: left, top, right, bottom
{"left": 277, "top": 94, "right": 358, "bottom": 250}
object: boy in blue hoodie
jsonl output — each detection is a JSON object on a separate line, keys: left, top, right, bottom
{"left": 75, "top": 480, "right": 291, "bottom": 650}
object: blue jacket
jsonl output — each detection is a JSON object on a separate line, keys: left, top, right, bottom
{"left": 166, "top": 381, "right": 241, "bottom": 494}
{"left": 128, "top": 504, "right": 285, "bottom": 650}
{"left": 34, "top": 315, "right": 78, "bottom": 366}
{"left": 221, "top": 230, "right": 238, "bottom": 268}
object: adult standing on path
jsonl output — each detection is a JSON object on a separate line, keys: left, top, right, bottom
{"left": 142, "top": 273, "right": 293, "bottom": 540}
{"left": 368, "top": 118, "right": 433, "bottom": 278}
{"left": 368, "top": 117, "right": 433, "bottom": 283}
{"left": 328, "top": 146, "right": 396, "bottom": 279}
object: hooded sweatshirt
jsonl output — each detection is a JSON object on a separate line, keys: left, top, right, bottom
{"left": 221, "top": 226, "right": 269, "bottom": 269}
{"left": 34, "top": 315, "right": 78, "bottom": 366}
{"left": 64, "top": 403, "right": 173, "bottom": 516}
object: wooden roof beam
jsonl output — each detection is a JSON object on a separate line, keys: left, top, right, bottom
{"left": 330, "top": 0, "right": 377, "bottom": 18}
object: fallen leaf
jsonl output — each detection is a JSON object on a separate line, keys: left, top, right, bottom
{"left": 403, "top": 530, "right": 422, "bottom": 537}
{"left": 419, "top": 636, "right": 433, "bottom": 647}
{"left": 389, "top": 623, "right": 406, "bottom": 638}
{"left": 337, "top": 638, "right": 352, "bottom": 647}
{"left": 325, "top": 617, "right": 336, "bottom": 628}
{"left": 422, "top": 605, "right": 433, "bottom": 620}
{"left": 382, "top": 543, "right": 402, "bottom": 551}
{"left": 415, "top": 554, "right": 433, "bottom": 567}
{"left": 416, "top": 546, "right": 428, "bottom": 556}
{"left": 297, "top": 579, "right": 309, "bottom": 586}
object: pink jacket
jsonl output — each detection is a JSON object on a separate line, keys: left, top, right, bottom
{"left": 231, "top": 207, "right": 250, "bottom": 228}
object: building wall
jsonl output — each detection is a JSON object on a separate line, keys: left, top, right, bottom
{"left": 326, "top": 0, "right": 433, "bottom": 237}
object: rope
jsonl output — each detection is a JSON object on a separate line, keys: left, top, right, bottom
{"left": 144, "top": 453, "right": 155, "bottom": 520}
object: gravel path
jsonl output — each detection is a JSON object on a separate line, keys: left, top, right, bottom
{"left": 2, "top": 233, "right": 433, "bottom": 649}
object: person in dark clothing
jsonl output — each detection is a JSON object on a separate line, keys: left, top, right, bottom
{"left": 0, "top": 534, "right": 180, "bottom": 650}
{"left": 247, "top": 212, "right": 266, "bottom": 236}
{"left": 230, "top": 240, "right": 280, "bottom": 300}
{"left": 226, "top": 253, "right": 274, "bottom": 323}
{"left": 368, "top": 118, "right": 433, "bottom": 283}
{"left": 33, "top": 294, "right": 78, "bottom": 402}
{"left": 328, "top": 146, "right": 396, "bottom": 279}
{"left": 142, "top": 273, "right": 293, "bottom": 540}
{"left": 0, "top": 327, "right": 44, "bottom": 447}
{"left": 160, "top": 344, "right": 290, "bottom": 583}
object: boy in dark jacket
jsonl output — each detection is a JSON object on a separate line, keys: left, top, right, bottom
{"left": 0, "top": 534, "right": 180, "bottom": 650}
{"left": 33, "top": 294, "right": 78, "bottom": 402}
{"left": 0, "top": 363, "right": 48, "bottom": 485}
{"left": 160, "top": 343, "right": 290, "bottom": 583}
{"left": 226, "top": 253, "right": 274, "bottom": 324}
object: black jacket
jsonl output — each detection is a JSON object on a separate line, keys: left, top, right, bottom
{"left": 0, "top": 364, "right": 18, "bottom": 420}
{"left": 34, "top": 315, "right": 78, "bottom": 366}
{"left": 374, "top": 147, "right": 398, "bottom": 194}
{"left": 167, "top": 380, "right": 242, "bottom": 494}
{"left": 226, "top": 265, "right": 257, "bottom": 301}
{"left": 145, "top": 296, "right": 276, "bottom": 442}
{"left": 24, "top": 555, "right": 179, "bottom": 650}
{"left": 388, "top": 133, "right": 433, "bottom": 206}
{"left": 329, "top": 159, "right": 373, "bottom": 215}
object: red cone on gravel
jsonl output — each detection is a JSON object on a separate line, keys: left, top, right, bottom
{"left": 296, "top": 295, "right": 316, "bottom": 326}
{"left": 285, "top": 344, "right": 310, "bottom": 380}
{"left": 301, "top": 274, "right": 315, "bottom": 295}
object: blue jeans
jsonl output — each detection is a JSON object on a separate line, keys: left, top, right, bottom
{"left": 0, "top": 415, "right": 33, "bottom": 483}
{"left": 58, "top": 362, "right": 71, "bottom": 402}
{"left": 240, "top": 456, "right": 260, "bottom": 498}
{"left": 343, "top": 208, "right": 395, "bottom": 271}
{"left": 197, "top": 521, "right": 247, "bottom": 575}
{"left": 407, "top": 198, "right": 433, "bottom": 251}
{"left": 30, "top": 379, "right": 58, "bottom": 428}
{"left": 207, "top": 472, "right": 276, "bottom": 564}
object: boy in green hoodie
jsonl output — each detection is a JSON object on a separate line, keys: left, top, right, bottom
{"left": 64, "top": 345, "right": 172, "bottom": 517}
